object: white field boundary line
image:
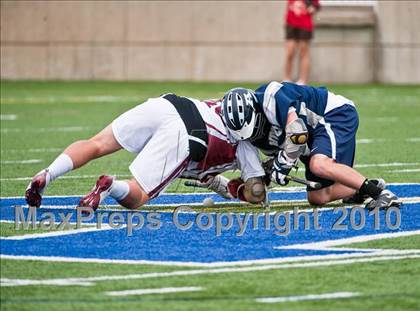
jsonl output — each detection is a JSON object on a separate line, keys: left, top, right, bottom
{"left": 0, "top": 220, "right": 96, "bottom": 226}
{"left": 1, "top": 148, "right": 63, "bottom": 153}
{"left": 1, "top": 196, "right": 419, "bottom": 212}
{"left": 1, "top": 249, "right": 419, "bottom": 269}
{"left": 1, "top": 278, "right": 94, "bottom": 287}
{"left": 0, "top": 224, "right": 118, "bottom": 240}
{"left": 256, "top": 291, "right": 360, "bottom": 304}
{"left": 387, "top": 168, "right": 420, "bottom": 173}
{"left": 0, "top": 174, "right": 132, "bottom": 182}
{"left": 0, "top": 114, "right": 17, "bottom": 121}
{"left": 0, "top": 184, "right": 418, "bottom": 200}
{"left": 1, "top": 126, "right": 92, "bottom": 133}
{"left": 104, "top": 286, "right": 204, "bottom": 297}
{"left": 1, "top": 159, "right": 43, "bottom": 165}
{"left": 356, "top": 138, "right": 420, "bottom": 144}
{"left": 2, "top": 95, "right": 142, "bottom": 104}
{"left": 275, "top": 230, "right": 420, "bottom": 252}
{"left": 1, "top": 254, "right": 419, "bottom": 287}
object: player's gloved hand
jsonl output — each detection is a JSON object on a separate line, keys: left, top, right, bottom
{"left": 206, "top": 175, "right": 234, "bottom": 199}
{"left": 227, "top": 178, "right": 247, "bottom": 202}
{"left": 271, "top": 151, "right": 297, "bottom": 186}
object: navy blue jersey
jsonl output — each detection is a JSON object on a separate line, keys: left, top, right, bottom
{"left": 254, "top": 81, "right": 329, "bottom": 134}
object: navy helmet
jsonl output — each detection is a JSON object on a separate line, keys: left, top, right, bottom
{"left": 221, "top": 88, "right": 258, "bottom": 140}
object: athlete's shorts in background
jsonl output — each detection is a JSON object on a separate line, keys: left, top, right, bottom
{"left": 301, "top": 98, "right": 359, "bottom": 190}
{"left": 112, "top": 98, "right": 190, "bottom": 198}
{"left": 285, "top": 25, "right": 313, "bottom": 41}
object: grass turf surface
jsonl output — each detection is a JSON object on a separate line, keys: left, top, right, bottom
{"left": 1, "top": 81, "right": 420, "bottom": 310}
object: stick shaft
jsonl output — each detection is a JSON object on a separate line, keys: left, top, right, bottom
{"left": 184, "top": 180, "right": 208, "bottom": 188}
{"left": 286, "top": 175, "right": 322, "bottom": 189}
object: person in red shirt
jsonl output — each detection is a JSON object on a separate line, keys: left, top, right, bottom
{"left": 284, "top": 0, "right": 320, "bottom": 85}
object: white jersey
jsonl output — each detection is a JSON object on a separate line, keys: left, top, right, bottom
{"left": 112, "top": 96, "right": 264, "bottom": 198}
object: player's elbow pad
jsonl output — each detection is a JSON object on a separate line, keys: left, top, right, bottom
{"left": 284, "top": 118, "right": 308, "bottom": 159}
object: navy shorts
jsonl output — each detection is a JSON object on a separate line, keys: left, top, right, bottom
{"left": 301, "top": 104, "right": 359, "bottom": 191}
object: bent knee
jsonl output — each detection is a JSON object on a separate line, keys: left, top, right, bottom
{"left": 309, "top": 156, "right": 334, "bottom": 179}
{"left": 119, "top": 178, "right": 150, "bottom": 209}
{"left": 307, "top": 191, "right": 329, "bottom": 206}
{"left": 89, "top": 125, "right": 121, "bottom": 156}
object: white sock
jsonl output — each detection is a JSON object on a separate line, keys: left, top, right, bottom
{"left": 47, "top": 153, "right": 74, "bottom": 181}
{"left": 109, "top": 180, "right": 130, "bottom": 201}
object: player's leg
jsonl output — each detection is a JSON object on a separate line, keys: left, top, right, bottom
{"left": 297, "top": 39, "right": 310, "bottom": 85}
{"left": 25, "top": 124, "right": 123, "bottom": 207}
{"left": 79, "top": 175, "right": 149, "bottom": 210}
{"left": 306, "top": 156, "right": 393, "bottom": 207}
{"left": 307, "top": 155, "right": 365, "bottom": 205}
{"left": 305, "top": 104, "right": 398, "bottom": 208}
{"left": 79, "top": 97, "right": 191, "bottom": 210}
{"left": 284, "top": 26, "right": 298, "bottom": 82}
{"left": 63, "top": 124, "right": 122, "bottom": 169}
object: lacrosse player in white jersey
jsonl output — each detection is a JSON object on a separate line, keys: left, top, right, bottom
{"left": 25, "top": 94, "right": 267, "bottom": 210}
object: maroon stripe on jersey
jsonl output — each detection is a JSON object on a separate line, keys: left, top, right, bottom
{"left": 148, "top": 158, "right": 190, "bottom": 199}
{"left": 198, "top": 134, "right": 237, "bottom": 171}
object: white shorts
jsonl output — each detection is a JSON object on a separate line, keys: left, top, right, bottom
{"left": 112, "top": 98, "right": 190, "bottom": 198}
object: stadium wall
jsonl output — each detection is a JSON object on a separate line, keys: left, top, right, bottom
{"left": 1, "top": 1, "right": 419, "bottom": 83}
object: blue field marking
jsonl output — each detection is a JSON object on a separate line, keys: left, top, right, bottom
{"left": 1, "top": 184, "right": 419, "bottom": 265}
{"left": 1, "top": 184, "right": 419, "bottom": 208}
{"left": 1, "top": 204, "right": 419, "bottom": 263}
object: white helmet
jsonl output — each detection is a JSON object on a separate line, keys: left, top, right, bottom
{"left": 221, "top": 88, "right": 258, "bottom": 140}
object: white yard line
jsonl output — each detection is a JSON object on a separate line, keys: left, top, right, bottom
{"left": 386, "top": 168, "right": 420, "bottom": 173}
{"left": 0, "top": 174, "right": 132, "bottom": 181}
{"left": 256, "top": 291, "right": 360, "bottom": 303}
{"left": 104, "top": 286, "right": 203, "bottom": 297}
{"left": 0, "top": 114, "right": 17, "bottom": 121}
{"left": 1, "top": 159, "right": 42, "bottom": 165}
{"left": 354, "top": 162, "right": 420, "bottom": 168}
{"left": 1, "top": 126, "right": 90, "bottom": 133}
{"left": 356, "top": 138, "right": 385, "bottom": 144}
{"left": 1, "top": 249, "right": 419, "bottom": 268}
{"left": 275, "top": 230, "right": 420, "bottom": 251}
{"left": 2, "top": 148, "right": 63, "bottom": 153}
{"left": 2, "top": 95, "right": 141, "bottom": 104}
{"left": 0, "top": 278, "right": 94, "bottom": 287}
{"left": 356, "top": 138, "right": 420, "bottom": 144}
{"left": 0, "top": 224, "right": 116, "bottom": 240}
{"left": 1, "top": 254, "right": 419, "bottom": 287}
{"left": 3, "top": 197, "right": 417, "bottom": 210}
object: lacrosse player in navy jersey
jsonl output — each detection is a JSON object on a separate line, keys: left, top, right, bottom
{"left": 221, "top": 82, "right": 401, "bottom": 209}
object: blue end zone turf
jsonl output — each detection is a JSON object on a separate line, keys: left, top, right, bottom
{"left": 1, "top": 184, "right": 419, "bottom": 265}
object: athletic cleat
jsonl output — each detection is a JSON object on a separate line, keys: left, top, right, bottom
{"left": 343, "top": 178, "right": 386, "bottom": 204}
{"left": 79, "top": 175, "right": 114, "bottom": 211}
{"left": 25, "top": 170, "right": 49, "bottom": 207}
{"left": 365, "top": 189, "right": 401, "bottom": 210}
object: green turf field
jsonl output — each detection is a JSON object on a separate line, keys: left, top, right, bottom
{"left": 1, "top": 81, "right": 420, "bottom": 310}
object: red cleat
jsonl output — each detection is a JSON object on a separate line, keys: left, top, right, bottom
{"left": 79, "top": 175, "right": 114, "bottom": 211}
{"left": 25, "top": 170, "right": 49, "bottom": 207}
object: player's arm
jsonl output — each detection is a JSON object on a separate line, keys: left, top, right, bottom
{"left": 272, "top": 110, "right": 309, "bottom": 185}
